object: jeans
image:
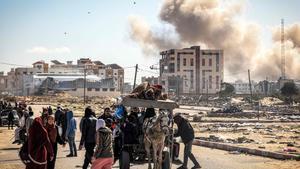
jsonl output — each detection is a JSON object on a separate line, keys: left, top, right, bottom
{"left": 68, "top": 136, "right": 77, "bottom": 155}
{"left": 82, "top": 142, "right": 96, "bottom": 169}
{"left": 183, "top": 139, "right": 199, "bottom": 167}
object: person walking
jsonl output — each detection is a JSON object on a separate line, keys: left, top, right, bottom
{"left": 46, "top": 115, "right": 65, "bottom": 169}
{"left": 65, "top": 110, "right": 77, "bottom": 157}
{"left": 54, "top": 106, "right": 63, "bottom": 126}
{"left": 25, "top": 107, "right": 34, "bottom": 134}
{"left": 98, "top": 107, "right": 113, "bottom": 121}
{"left": 174, "top": 114, "right": 201, "bottom": 169}
{"left": 91, "top": 119, "right": 113, "bottom": 169}
{"left": 79, "top": 107, "right": 97, "bottom": 169}
{"left": 8, "top": 109, "right": 15, "bottom": 130}
{"left": 26, "top": 117, "right": 54, "bottom": 169}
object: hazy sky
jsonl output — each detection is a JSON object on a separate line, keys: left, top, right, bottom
{"left": 0, "top": 0, "right": 299, "bottom": 83}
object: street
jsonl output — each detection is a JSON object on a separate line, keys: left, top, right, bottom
{"left": 0, "top": 126, "right": 299, "bottom": 169}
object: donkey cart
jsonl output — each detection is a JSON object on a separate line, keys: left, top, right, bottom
{"left": 114, "top": 97, "right": 179, "bottom": 169}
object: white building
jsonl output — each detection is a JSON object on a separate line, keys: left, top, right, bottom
{"left": 159, "top": 46, "right": 224, "bottom": 95}
{"left": 231, "top": 80, "right": 258, "bottom": 94}
{"left": 2, "top": 58, "right": 124, "bottom": 96}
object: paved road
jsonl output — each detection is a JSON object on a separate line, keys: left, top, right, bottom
{"left": 0, "top": 127, "right": 298, "bottom": 169}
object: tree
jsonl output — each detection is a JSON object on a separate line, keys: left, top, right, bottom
{"left": 280, "top": 82, "right": 299, "bottom": 104}
{"left": 218, "top": 82, "right": 235, "bottom": 97}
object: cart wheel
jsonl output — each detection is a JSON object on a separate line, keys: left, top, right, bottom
{"left": 162, "top": 151, "right": 170, "bottom": 169}
{"left": 119, "top": 151, "right": 130, "bottom": 169}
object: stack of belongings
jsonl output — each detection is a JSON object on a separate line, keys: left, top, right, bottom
{"left": 127, "top": 82, "right": 167, "bottom": 100}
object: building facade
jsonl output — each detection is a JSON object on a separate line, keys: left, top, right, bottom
{"left": 0, "top": 72, "right": 8, "bottom": 94}
{"left": 231, "top": 80, "right": 257, "bottom": 94}
{"left": 159, "top": 46, "right": 224, "bottom": 95}
{"left": 1, "top": 58, "right": 124, "bottom": 96}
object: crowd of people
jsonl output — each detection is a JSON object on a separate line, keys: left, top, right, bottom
{"left": 1, "top": 98, "right": 201, "bottom": 169}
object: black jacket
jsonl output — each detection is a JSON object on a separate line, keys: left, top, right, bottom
{"left": 80, "top": 116, "right": 97, "bottom": 145}
{"left": 175, "top": 118, "right": 194, "bottom": 144}
{"left": 8, "top": 111, "right": 15, "bottom": 121}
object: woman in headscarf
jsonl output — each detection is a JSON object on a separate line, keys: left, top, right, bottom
{"left": 26, "top": 117, "right": 53, "bottom": 169}
{"left": 46, "top": 115, "right": 66, "bottom": 169}
{"left": 91, "top": 119, "right": 113, "bottom": 169}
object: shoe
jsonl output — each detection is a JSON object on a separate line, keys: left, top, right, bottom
{"left": 177, "top": 165, "right": 188, "bottom": 169}
{"left": 73, "top": 154, "right": 77, "bottom": 157}
{"left": 191, "top": 165, "right": 202, "bottom": 169}
{"left": 12, "top": 140, "right": 19, "bottom": 144}
{"left": 66, "top": 154, "right": 73, "bottom": 157}
{"left": 173, "top": 159, "right": 183, "bottom": 165}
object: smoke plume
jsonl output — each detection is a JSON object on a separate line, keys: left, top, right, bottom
{"left": 129, "top": 0, "right": 300, "bottom": 81}
{"left": 254, "top": 24, "right": 300, "bottom": 80}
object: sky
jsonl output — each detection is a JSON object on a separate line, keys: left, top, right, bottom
{"left": 0, "top": 0, "right": 300, "bottom": 83}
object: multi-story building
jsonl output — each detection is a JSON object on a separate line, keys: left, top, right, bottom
{"left": 0, "top": 72, "right": 8, "bottom": 94}
{"left": 159, "top": 46, "right": 224, "bottom": 95}
{"left": 103, "top": 64, "right": 124, "bottom": 93}
{"left": 2, "top": 58, "right": 124, "bottom": 96}
{"left": 255, "top": 80, "right": 278, "bottom": 95}
{"left": 231, "top": 80, "right": 257, "bottom": 94}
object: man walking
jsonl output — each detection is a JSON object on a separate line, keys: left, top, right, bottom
{"left": 8, "top": 109, "right": 15, "bottom": 130}
{"left": 79, "top": 107, "right": 97, "bottom": 169}
{"left": 174, "top": 114, "right": 201, "bottom": 169}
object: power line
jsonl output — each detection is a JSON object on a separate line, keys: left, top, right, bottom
{"left": 138, "top": 68, "right": 159, "bottom": 74}
{"left": 0, "top": 62, "right": 29, "bottom": 67}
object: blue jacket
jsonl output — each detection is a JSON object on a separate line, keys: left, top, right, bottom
{"left": 66, "top": 111, "right": 77, "bottom": 137}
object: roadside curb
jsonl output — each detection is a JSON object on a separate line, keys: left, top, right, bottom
{"left": 197, "top": 120, "right": 300, "bottom": 123}
{"left": 193, "top": 139, "right": 300, "bottom": 160}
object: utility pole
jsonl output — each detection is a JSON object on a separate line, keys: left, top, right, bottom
{"left": 281, "top": 18, "right": 286, "bottom": 79}
{"left": 83, "top": 68, "right": 86, "bottom": 105}
{"left": 133, "top": 64, "right": 138, "bottom": 89}
{"left": 248, "top": 69, "right": 253, "bottom": 104}
{"left": 206, "top": 79, "right": 209, "bottom": 104}
{"left": 177, "top": 76, "right": 180, "bottom": 97}
{"left": 257, "top": 101, "right": 260, "bottom": 121}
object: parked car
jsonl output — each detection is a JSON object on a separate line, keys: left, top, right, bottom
{"left": 0, "top": 109, "right": 19, "bottom": 127}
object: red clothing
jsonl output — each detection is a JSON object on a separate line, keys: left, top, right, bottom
{"left": 91, "top": 157, "right": 113, "bottom": 169}
{"left": 46, "top": 123, "right": 57, "bottom": 143}
{"left": 26, "top": 117, "right": 53, "bottom": 169}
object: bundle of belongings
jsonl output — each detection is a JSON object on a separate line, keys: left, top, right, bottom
{"left": 127, "top": 82, "right": 167, "bottom": 100}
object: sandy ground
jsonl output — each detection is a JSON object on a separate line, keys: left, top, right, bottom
{"left": 0, "top": 104, "right": 299, "bottom": 169}
{"left": 0, "top": 126, "right": 299, "bottom": 168}
{"left": 193, "top": 123, "right": 300, "bottom": 153}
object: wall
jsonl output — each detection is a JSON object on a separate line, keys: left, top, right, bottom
{"left": 65, "top": 88, "right": 120, "bottom": 97}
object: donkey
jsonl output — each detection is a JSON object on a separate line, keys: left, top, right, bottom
{"left": 143, "top": 110, "right": 169, "bottom": 169}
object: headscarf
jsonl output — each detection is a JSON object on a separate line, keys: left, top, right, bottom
{"left": 29, "top": 117, "right": 48, "bottom": 144}
{"left": 46, "top": 115, "right": 57, "bottom": 143}
{"left": 84, "top": 106, "right": 93, "bottom": 118}
{"left": 96, "top": 119, "right": 105, "bottom": 131}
